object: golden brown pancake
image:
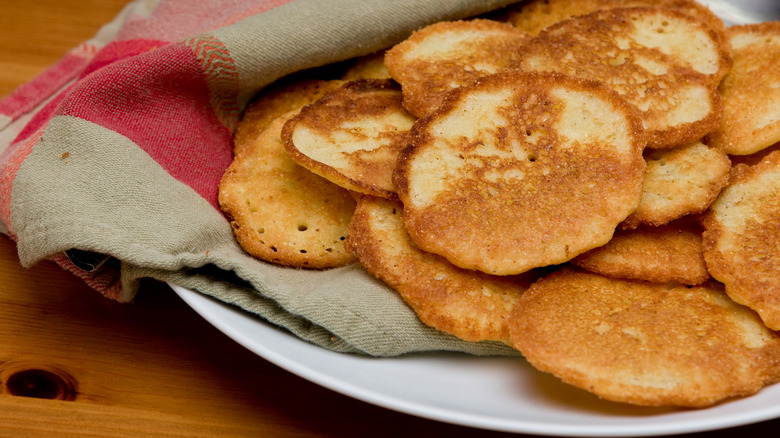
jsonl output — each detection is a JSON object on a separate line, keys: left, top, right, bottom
{"left": 509, "top": 268, "right": 780, "bottom": 407}
{"left": 572, "top": 218, "right": 710, "bottom": 285}
{"left": 282, "top": 79, "right": 416, "bottom": 198}
{"left": 702, "top": 150, "right": 780, "bottom": 330}
{"left": 505, "top": 0, "right": 726, "bottom": 39}
{"left": 706, "top": 22, "right": 780, "bottom": 155}
{"left": 622, "top": 141, "right": 731, "bottom": 229}
{"left": 514, "top": 7, "right": 730, "bottom": 148}
{"left": 219, "top": 109, "right": 357, "bottom": 268}
{"left": 346, "top": 196, "right": 534, "bottom": 343}
{"left": 384, "top": 19, "right": 531, "bottom": 118}
{"left": 232, "top": 79, "right": 344, "bottom": 157}
{"left": 394, "top": 71, "right": 646, "bottom": 275}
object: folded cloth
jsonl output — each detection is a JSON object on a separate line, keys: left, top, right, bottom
{"left": 0, "top": 0, "right": 523, "bottom": 357}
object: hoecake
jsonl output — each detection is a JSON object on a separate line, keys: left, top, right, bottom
{"left": 346, "top": 195, "right": 534, "bottom": 343}
{"left": 513, "top": 7, "right": 730, "bottom": 148}
{"left": 706, "top": 22, "right": 780, "bottom": 155}
{"left": 385, "top": 19, "right": 530, "bottom": 118}
{"left": 219, "top": 82, "right": 357, "bottom": 268}
{"left": 282, "top": 79, "right": 416, "bottom": 198}
{"left": 394, "top": 71, "right": 646, "bottom": 275}
{"left": 510, "top": 268, "right": 780, "bottom": 407}
{"left": 702, "top": 150, "right": 780, "bottom": 330}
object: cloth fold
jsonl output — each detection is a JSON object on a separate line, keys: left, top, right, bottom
{"left": 0, "top": 0, "right": 523, "bottom": 357}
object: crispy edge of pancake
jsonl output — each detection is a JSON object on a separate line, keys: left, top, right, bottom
{"left": 385, "top": 18, "right": 531, "bottom": 118}
{"left": 219, "top": 110, "right": 357, "bottom": 268}
{"left": 232, "top": 79, "right": 344, "bottom": 157}
{"left": 705, "top": 21, "right": 780, "bottom": 155}
{"left": 621, "top": 141, "right": 731, "bottom": 229}
{"left": 509, "top": 268, "right": 780, "bottom": 407}
{"left": 281, "top": 79, "right": 414, "bottom": 198}
{"left": 346, "top": 195, "right": 535, "bottom": 343}
{"left": 702, "top": 150, "right": 780, "bottom": 330}
{"left": 394, "top": 71, "right": 646, "bottom": 275}
{"left": 572, "top": 218, "right": 710, "bottom": 285}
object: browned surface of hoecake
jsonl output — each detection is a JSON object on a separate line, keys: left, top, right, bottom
{"left": 510, "top": 268, "right": 780, "bottom": 407}
{"left": 702, "top": 151, "right": 780, "bottom": 330}
{"left": 706, "top": 22, "right": 780, "bottom": 155}
{"left": 385, "top": 19, "right": 531, "bottom": 118}
{"left": 346, "top": 196, "right": 534, "bottom": 343}
{"left": 513, "top": 7, "right": 730, "bottom": 148}
{"left": 282, "top": 79, "right": 416, "bottom": 198}
{"left": 621, "top": 141, "right": 731, "bottom": 229}
{"left": 394, "top": 71, "right": 646, "bottom": 275}
{"left": 572, "top": 218, "right": 710, "bottom": 285}
{"left": 218, "top": 79, "right": 357, "bottom": 268}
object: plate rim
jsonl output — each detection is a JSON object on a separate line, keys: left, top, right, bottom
{"left": 170, "top": 283, "right": 780, "bottom": 436}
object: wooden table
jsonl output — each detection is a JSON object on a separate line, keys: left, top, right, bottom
{"left": 1, "top": 1, "right": 779, "bottom": 436}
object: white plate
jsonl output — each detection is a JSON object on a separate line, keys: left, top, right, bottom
{"left": 171, "top": 2, "right": 780, "bottom": 435}
{"left": 171, "top": 284, "right": 780, "bottom": 436}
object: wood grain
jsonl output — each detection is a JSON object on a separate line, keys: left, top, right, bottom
{"left": 0, "top": 0, "right": 132, "bottom": 97}
{"left": 1, "top": 1, "right": 779, "bottom": 436}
